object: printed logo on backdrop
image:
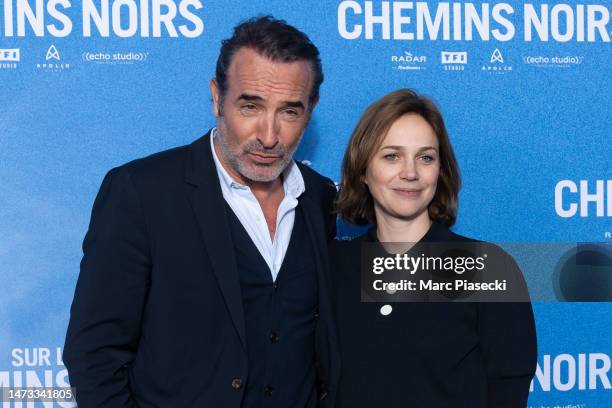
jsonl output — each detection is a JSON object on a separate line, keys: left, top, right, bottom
{"left": 337, "top": 2, "right": 611, "bottom": 43}
{"left": 82, "top": 51, "right": 149, "bottom": 65}
{"left": 481, "top": 48, "right": 513, "bottom": 74}
{"left": 391, "top": 51, "right": 427, "bottom": 71}
{"left": 440, "top": 51, "right": 467, "bottom": 71}
{"left": 37, "top": 45, "right": 70, "bottom": 71}
{"left": 46, "top": 45, "right": 60, "bottom": 61}
{"left": 523, "top": 55, "right": 585, "bottom": 69}
{"left": 552, "top": 243, "right": 612, "bottom": 302}
{"left": 490, "top": 48, "right": 504, "bottom": 63}
{"left": 0, "top": 48, "right": 20, "bottom": 69}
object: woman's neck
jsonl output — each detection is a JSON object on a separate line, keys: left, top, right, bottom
{"left": 375, "top": 211, "right": 433, "bottom": 243}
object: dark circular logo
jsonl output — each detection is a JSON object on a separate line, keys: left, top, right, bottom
{"left": 553, "top": 244, "right": 612, "bottom": 301}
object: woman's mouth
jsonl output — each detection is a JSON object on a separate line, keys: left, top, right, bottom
{"left": 392, "top": 188, "right": 422, "bottom": 197}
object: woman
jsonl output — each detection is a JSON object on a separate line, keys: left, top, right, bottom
{"left": 331, "top": 89, "right": 537, "bottom": 407}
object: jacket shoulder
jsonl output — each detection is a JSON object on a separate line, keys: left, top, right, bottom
{"left": 296, "top": 162, "right": 336, "bottom": 193}
{"left": 120, "top": 143, "right": 191, "bottom": 179}
{"left": 446, "top": 229, "right": 480, "bottom": 243}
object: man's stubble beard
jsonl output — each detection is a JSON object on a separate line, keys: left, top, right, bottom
{"left": 216, "top": 125, "right": 304, "bottom": 183}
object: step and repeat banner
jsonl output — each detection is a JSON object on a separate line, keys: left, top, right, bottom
{"left": 1, "top": 1, "right": 610, "bottom": 406}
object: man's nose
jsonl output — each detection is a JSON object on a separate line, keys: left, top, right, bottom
{"left": 257, "top": 114, "right": 280, "bottom": 149}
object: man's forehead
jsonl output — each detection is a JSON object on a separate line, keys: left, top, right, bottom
{"left": 226, "top": 48, "right": 313, "bottom": 101}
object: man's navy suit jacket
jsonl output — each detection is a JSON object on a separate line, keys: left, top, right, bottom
{"left": 64, "top": 131, "right": 340, "bottom": 407}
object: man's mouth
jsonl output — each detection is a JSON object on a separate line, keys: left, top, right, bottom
{"left": 248, "top": 152, "right": 282, "bottom": 164}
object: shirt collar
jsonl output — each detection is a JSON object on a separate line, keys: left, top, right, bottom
{"left": 209, "top": 128, "right": 305, "bottom": 198}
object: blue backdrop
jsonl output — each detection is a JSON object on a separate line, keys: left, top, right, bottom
{"left": 1, "top": 1, "right": 610, "bottom": 406}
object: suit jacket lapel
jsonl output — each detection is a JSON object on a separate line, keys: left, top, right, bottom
{"left": 185, "top": 131, "right": 246, "bottom": 351}
{"left": 300, "top": 193, "right": 341, "bottom": 399}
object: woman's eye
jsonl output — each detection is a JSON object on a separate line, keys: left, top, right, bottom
{"left": 421, "top": 155, "right": 437, "bottom": 163}
{"left": 383, "top": 153, "right": 399, "bottom": 161}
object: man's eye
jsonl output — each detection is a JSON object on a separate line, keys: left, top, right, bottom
{"left": 282, "top": 109, "right": 301, "bottom": 119}
{"left": 240, "top": 104, "right": 259, "bottom": 115}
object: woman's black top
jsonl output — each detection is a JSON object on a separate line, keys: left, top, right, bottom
{"left": 330, "top": 222, "right": 537, "bottom": 408}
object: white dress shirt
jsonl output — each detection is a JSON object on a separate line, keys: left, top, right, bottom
{"left": 210, "top": 128, "right": 305, "bottom": 282}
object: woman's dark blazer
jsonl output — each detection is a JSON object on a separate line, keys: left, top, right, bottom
{"left": 329, "top": 222, "right": 537, "bottom": 408}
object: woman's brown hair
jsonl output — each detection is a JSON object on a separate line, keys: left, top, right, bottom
{"left": 336, "top": 89, "right": 461, "bottom": 226}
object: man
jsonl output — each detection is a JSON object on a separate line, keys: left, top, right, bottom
{"left": 64, "top": 16, "right": 339, "bottom": 407}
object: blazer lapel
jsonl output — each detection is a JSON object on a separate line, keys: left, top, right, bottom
{"left": 185, "top": 131, "right": 246, "bottom": 351}
{"left": 300, "top": 193, "right": 341, "bottom": 400}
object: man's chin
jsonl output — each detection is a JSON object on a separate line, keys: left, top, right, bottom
{"left": 240, "top": 165, "right": 284, "bottom": 183}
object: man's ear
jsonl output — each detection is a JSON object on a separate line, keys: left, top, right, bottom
{"left": 309, "top": 95, "right": 319, "bottom": 112}
{"left": 210, "top": 79, "right": 220, "bottom": 117}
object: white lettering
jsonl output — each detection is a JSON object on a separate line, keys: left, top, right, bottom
{"left": 580, "top": 180, "right": 604, "bottom": 217}
{"left": 551, "top": 4, "right": 574, "bottom": 42}
{"left": 576, "top": 4, "right": 585, "bottom": 42}
{"left": 587, "top": 5, "right": 611, "bottom": 42}
{"left": 46, "top": 0, "right": 72, "bottom": 37}
{"left": 465, "top": 3, "right": 488, "bottom": 41}
{"left": 112, "top": 0, "right": 138, "bottom": 37}
{"left": 392, "top": 2, "right": 413, "bottom": 40}
{"left": 17, "top": 0, "right": 44, "bottom": 36}
{"left": 524, "top": 4, "right": 548, "bottom": 41}
{"left": 4, "top": 0, "right": 14, "bottom": 36}
{"left": 26, "top": 370, "right": 54, "bottom": 408}
{"left": 140, "top": 0, "right": 149, "bottom": 36}
{"left": 416, "top": 2, "right": 450, "bottom": 40}
{"left": 178, "top": 0, "right": 204, "bottom": 38}
{"left": 531, "top": 353, "right": 611, "bottom": 392}
{"left": 83, "top": 0, "right": 110, "bottom": 37}
{"left": 553, "top": 354, "right": 576, "bottom": 391}
{"left": 590, "top": 352, "right": 612, "bottom": 389}
{"left": 555, "top": 180, "right": 578, "bottom": 218}
{"left": 338, "top": 1, "right": 363, "bottom": 39}
{"left": 364, "top": 1, "right": 390, "bottom": 40}
{"left": 491, "top": 3, "right": 514, "bottom": 41}
{"left": 153, "top": 0, "right": 178, "bottom": 37}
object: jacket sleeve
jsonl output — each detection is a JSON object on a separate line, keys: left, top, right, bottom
{"left": 64, "top": 166, "right": 151, "bottom": 408}
{"left": 477, "top": 250, "right": 537, "bottom": 407}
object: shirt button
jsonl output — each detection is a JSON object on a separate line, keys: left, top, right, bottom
{"left": 264, "top": 385, "right": 274, "bottom": 397}
{"left": 231, "top": 378, "right": 242, "bottom": 390}
{"left": 269, "top": 332, "right": 279, "bottom": 343}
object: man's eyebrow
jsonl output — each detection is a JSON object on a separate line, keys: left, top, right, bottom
{"left": 236, "top": 94, "right": 264, "bottom": 102}
{"left": 283, "top": 101, "right": 305, "bottom": 110}
{"left": 235, "top": 95, "right": 305, "bottom": 110}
